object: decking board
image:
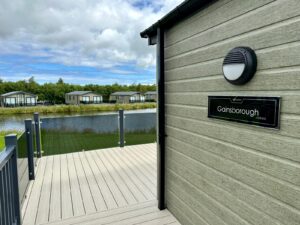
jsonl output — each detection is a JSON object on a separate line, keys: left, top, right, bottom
{"left": 22, "top": 155, "right": 47, "bottom": 225}
{"left": 94, "top": 150, "right": 137, "bottom": 205}
{"left": 22, "top": 143, "right": 165, "bottom": 225}
{"left": 111, "top": 148, "right": 156, "bottom": 196}
{"left": 43, "top": 200, "right": 180, "bottom": 225}
{"left": 100, "top": 150, "right": 146, "bottom": 202}
{"left": 67, "top": 153, "right": 85, "bottom": 217}
{"left": 105, "top": 149, "right": 154, "bottom": 200}
{"left": 78, "top": 151, "right": 107, "bottom": 212}
{"left": 88, "top": 150, "right": 127, "bottom": 207}
{"left": 60, "top": 154, "right": 73, "bottom": 220}
{"left": 72, "top": 152, "right": 96, "bottom": 214}
{"left": 35, "top": 155, "right": 53, "bottom": 225}
{"left": 49, "top": 155, "right": 61, "bottom": 222}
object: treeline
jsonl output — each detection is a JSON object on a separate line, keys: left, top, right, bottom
{"left": 0, "top": 77, "right": 156, "bottom": 104}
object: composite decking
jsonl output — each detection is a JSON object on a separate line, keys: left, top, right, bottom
{"left": 21, "top": 143, "right": 180, "bottom": 225}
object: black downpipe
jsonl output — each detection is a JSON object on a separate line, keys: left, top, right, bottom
{"left": 157, "top": 27, "right": 166, "bottom": 210}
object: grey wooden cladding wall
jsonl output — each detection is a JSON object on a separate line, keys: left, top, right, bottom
{"left": 164, "top": 0, "right": 274, "bottom": 48}
{"left": 164, "top": 0, "right": 300, "bottom": 225}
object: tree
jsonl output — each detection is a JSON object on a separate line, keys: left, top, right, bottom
{"left": 0, "top": 79, "right": 156, "bottom": 104}
{"left": 57, "top": 78, "right": 64, "bottom": 84}
{"left": 28, "top": 76, "right": 35, "bottom": 83}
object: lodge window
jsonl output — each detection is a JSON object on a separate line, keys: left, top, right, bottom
{"left": 93, "top": 96, "right": 101, "bottom": 102}
{"left": 82, "top": 96, "right": 90, "bottom": 102}
{"left": 5, "top": 97, "right": 16, "bottom": 105}
{"left": 130, "top": 96, "right": 136, "bottom": 102}
{"left": 26, "top": 97, "right": 36, "bottom": 104}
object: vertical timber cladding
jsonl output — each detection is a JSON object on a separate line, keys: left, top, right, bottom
{"left": 164, "top": 0, "right": 300, "bottom": 225}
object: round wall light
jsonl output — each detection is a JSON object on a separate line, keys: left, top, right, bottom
{"left": 222, "top": 47, "right": 257, "bottom": 85}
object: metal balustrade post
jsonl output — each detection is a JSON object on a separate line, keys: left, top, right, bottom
{"left": 25, "top": 119, "right": 35, "bottom": 180}
{"left": 34, "top": 112, "right": 42, "bottom": 158}
{"left": 5, "top": 134, "right": 21, "bottom": 225}
{"left": 119, "top": 110, "right": 125, "bottom": 148}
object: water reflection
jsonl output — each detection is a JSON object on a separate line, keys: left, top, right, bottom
{"left": 40, "top": 111, "right": 156, "bottom": 156}
{"left": 0, "top": 108, "right": 156, "bottom": 132}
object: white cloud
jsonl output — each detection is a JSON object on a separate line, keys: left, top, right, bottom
{"left": 0, "top": 0, "right": 183, "bottom": 69}
{"left": 0, "top": 73, "right": 138, "bottom": 85}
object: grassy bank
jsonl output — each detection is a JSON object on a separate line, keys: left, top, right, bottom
{"left": 41, "top": 130, "right": 156, "bottom": 156}
{"left": 0, "top": 131, "right": 23, "bottom": 150}
{"left": 0, "top": 135, "right": 4, "bottom": 150}
{"left": 1, "top": 129, "right": 156, "bottom": 155}
{"left": 0, "top": 103, "right": 156, "bottom": 115}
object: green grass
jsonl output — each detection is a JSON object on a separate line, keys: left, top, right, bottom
{"left": 0, "top": 130, "right": 23, "bottom": 150}
{"left": 125, "top": 129, "right": 156, "bottom": 146}
{"left": 0, "top": 131, "right": 27, "bottom": 159}
{"left": 41, "top": 130, "right": 156, "bottom": 156}
{"left": 0, "top": 103, "right": 156, "bottom": 115}
{"left": 17, "top": 133, "right": 28, "bottom": 158}
{"left": 0, "top": 136, "right": 4, "bottom": 151}
{"left": 1, "top": 129, "right": 156, "bottom": 156}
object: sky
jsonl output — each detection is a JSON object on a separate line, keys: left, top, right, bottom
{"left": 0, "top": 0, "right": 183, "bottom": 85}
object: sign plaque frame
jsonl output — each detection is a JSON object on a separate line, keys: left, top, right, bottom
{"left": 208, "top": 96, "right": 280, "bottom": 129}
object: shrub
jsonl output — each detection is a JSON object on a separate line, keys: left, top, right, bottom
{"left": 0, "top": 103, "right": 157, "bottom": 115}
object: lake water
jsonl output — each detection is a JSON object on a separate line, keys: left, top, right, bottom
{"left": 0, "top": 108, "right": 156, "bottom": 132}
{"left": 39, "top": 110, "right": 156, "bottom": 155}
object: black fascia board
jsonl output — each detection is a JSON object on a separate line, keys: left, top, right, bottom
{"left": 140, "top": 0, "right": 215, "bottom": 39}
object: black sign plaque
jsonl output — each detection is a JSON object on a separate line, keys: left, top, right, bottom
{"left": 208, "top": 96, "right": 280, "bottom": 129}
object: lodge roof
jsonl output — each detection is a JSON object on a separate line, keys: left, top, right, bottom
{"left": 110, "top": 92, "right": 140, "bottom": 96}
{"left": 145, "top": 91, "right": 157, "bottom": 95}
{"left": 1, "top": 91, "right": 36, "bottom": 97}
{"left": 140, "top": 0, "right": 213, "bottom": 39}
{"left": 66, "top": 91, "right": 101, "bottom": 96}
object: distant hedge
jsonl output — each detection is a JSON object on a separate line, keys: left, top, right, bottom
{"left": 0, "top": 103, "right": 156, "bottom": 115}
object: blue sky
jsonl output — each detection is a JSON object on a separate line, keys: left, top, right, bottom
{"left": 0, "top": 54, "right": 156, "bottom": 85}
{"left": 0, "top": 0, "right": 182, "bottom": 85}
